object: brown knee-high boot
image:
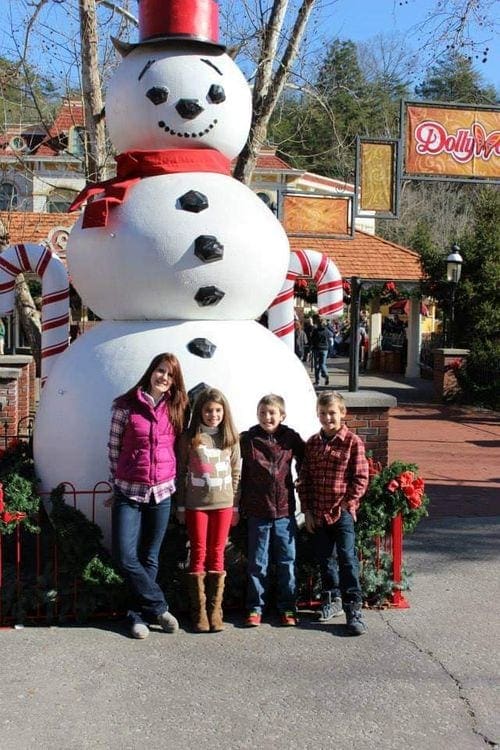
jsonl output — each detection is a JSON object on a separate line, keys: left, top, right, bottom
{"left": 186, "top": 572, "right": 210, "bottom": 632}
{"left": 206, "top": 571, "right": 226, "bottom": 632}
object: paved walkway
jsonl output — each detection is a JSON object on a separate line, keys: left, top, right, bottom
{"left": 1, "top": 358, "right": 498, "bottom": 749}
{"left": 313, "top": 357, "right": 500, "bottom": 519}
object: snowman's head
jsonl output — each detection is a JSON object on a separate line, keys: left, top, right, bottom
{"left": 106, "top": 43, "right": 251, "bottom": 158}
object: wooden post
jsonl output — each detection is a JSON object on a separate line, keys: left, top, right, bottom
{"left": 389, "top": 513, "right": 410, "bottom": 608}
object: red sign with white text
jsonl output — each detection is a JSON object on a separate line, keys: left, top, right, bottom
{"left": 405, "top": 103, "right": 500, "bottom": 179}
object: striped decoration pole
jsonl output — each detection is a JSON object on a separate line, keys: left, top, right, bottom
{"left": 268, "top": 249, "right": 343, "bottom": 349}
{"left": 0, "top": 243, "right": 70, "bottom": 386}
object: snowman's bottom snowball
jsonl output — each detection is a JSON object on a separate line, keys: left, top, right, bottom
{"left": 34, "top": 319, "right": 319, "bottom": 544}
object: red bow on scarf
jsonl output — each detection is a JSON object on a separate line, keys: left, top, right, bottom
{"left": 69, "top": 149, "right": 232, "bottom": 228}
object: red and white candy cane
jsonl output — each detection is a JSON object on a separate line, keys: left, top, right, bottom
{"left": 268, "top": 249, "right": 343, "bottom": 349}
{"left": 0, "top": 243, "right": 69, "bottom": 386}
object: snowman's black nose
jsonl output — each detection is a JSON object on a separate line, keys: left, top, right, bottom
{"left": 176, "top": 99, "right": 204, "bottom": 119}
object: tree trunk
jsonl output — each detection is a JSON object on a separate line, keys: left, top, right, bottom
{"left": 79, "top": 0, "right": 107, "bottom": 183}
{"left": 15, "top": 274, "right": 41, "bottom": 369}
{"left": 233, "top": 0, "right": 317, "bottom": 185}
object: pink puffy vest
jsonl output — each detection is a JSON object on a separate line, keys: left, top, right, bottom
{"left": 115, "top": 389, "right": 176, "bottom": 485}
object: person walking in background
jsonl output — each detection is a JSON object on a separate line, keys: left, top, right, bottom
{"left": 176, "top": 387, "right": 241, "bottom": 633}
{"left": 108, "top": 352, "right": 189, "bottom": 639}
{"left": 302, "top": 317, "right": 313, "bottom": 364}
{"left": 298, "top": 391, "right": 369, "bottom": 635}
{"left": 240, "top": 394, "right": 304, "bottom": 627}
{"left": 326, "top": 319, "right": 336, "bottom": 358}
{"left": 310, "top": 316, "right": 330, "bottom": 386}
{"left": 0, "top": 318, "right": 5, "bottom": 355}
{"left": 294, "top": 319, "right": 308, "bottom": 361}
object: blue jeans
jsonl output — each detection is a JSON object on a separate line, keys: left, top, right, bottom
{"left": 313, "top": 349, "right": 328, "bottom": 382}
{"left": 246, "top": 516, "right": 297, "bottom": 613}
{"left": 112, "top": 489, "right": 172, "bottom": 622}
{"left": 318, "top": 548, "right": 341, "bottom": 599}
{"left": 313, "top": 510, "right": 361, "bottom": 606}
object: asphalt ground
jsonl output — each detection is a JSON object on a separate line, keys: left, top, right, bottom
{"left": 1, "top": 359, "right": 499, "bottom": 749}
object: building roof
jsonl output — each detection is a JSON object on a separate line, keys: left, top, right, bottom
{"left": 0, "top": 211, "right": 77, "bottom": 245}
{"left": 0, "top": 99, "right": 85, "bottom": 157}
{"left": 288, "top": 231, "right": 423, "bottom": 282}
{"left": 1, "top": 212, "right": 423, "bottom": 282}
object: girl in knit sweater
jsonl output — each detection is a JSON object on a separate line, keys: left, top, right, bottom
{"left": 176, "top": 387, "right": 241, "bottom": 632}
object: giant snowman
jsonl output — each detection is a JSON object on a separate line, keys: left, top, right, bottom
{"left": 33, "top": 0, "right": 319, "bottom": 536}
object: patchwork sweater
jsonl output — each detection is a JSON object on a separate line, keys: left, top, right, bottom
{"left": 176, "top": 430, "right": 241, "bottom": 511}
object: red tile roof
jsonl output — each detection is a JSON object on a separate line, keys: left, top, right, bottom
{"left": 0, "top": 212, "right": 77, "bottom": 245}
{"left": 1, "top": 212, "right": 422, "bottom": 282}
{"left": 49, "top": 100, "right": 85, "bottom": 134}
{"left": 289, "top": 231, "right": 423, "bottom": 281}
{"left": 254, "top": 152, "right": 293, "bottom": 170}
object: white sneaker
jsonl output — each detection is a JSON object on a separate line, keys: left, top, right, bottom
{"left": 157, "top": 610, "right": 179, "bottom": 633}
{"left": 130, "top": 622, "right": 149, "bottom": 639}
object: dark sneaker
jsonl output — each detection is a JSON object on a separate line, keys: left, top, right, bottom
{"left": 157, "top": 610, "right": 179, "bottom": 633}
{"left": 245, "top": 611, "right": 262, "bottom": 627}
{"left": 318, "top": 596, "right": 343, "bottom": 622}
{"left": 345, "top": 604, "right": 367, "bottom": 636}
{"left": 324, "top": 376, "right": 329, "bottom": 385}
{"left": 280, "top": 611, "right": 298, "bottom": 626}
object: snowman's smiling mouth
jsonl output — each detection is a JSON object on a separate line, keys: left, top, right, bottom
{"left": 158, "top": 119, "right": 218, "bottom": 138}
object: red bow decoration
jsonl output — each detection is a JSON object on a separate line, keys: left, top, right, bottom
{"left": 69, "top": 148, "right": 232, "bottom": 228}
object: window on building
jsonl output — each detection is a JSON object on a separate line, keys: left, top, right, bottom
{"left": 46, "top": 188, "right": 78, "bottom": 214}
{"left": 67, "top": 126, "right": 86, "bottom": 158}
{"left": 0, "top": 182, "right": 19, "bottom": 211}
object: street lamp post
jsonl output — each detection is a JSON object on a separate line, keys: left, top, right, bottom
{"left": 445, "top": 244, "right": 463, "bottom": 348}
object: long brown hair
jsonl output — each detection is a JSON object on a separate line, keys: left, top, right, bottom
{"left": 186, "top": 387, "right": 239, "bottom": 450}
{"left": 114, "top": 352, "right": 188, "bottom": 435}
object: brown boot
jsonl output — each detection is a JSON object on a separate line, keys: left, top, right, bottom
{"left": 186, "top": 572, "right": 210, "bottom": 633}
{"left": 206, "top": 571, "right": 226, "bottom": 632}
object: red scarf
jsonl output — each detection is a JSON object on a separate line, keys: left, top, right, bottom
{"left": 69, "top": 149, "right": 232, "bottom": 228}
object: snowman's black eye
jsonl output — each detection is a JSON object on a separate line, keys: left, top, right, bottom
{"left": 208, "top": 84, "right": 225, "bottom": 104}
{"left": 146, "top": 87, "right": 169, "bottom": 105}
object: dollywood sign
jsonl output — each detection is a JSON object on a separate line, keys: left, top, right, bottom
{"left": 404, "top": 102, "right": 500, "bottom": 182}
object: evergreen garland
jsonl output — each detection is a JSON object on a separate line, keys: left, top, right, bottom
{"left": 0, "top": 440, "right": 40, "bottom": 534}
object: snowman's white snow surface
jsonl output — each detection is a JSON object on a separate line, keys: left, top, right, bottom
{"left": 34, "top": 43, "right": 318, "bottom": 537}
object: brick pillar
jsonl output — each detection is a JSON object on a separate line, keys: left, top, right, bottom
{"left": 0, "top": 355, "right": 35, "bottom": 440}
{"left": 343, "top": 392, "right": 397, "bottom": 467}
{"left": 433, "top": 348, "right": 469, "bottom": 401}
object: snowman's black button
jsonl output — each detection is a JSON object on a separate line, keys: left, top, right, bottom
{"left": 188, "top": 382, "right": 211, "bottom": 405}
{"left": 178, "top": 190, "right": 209, "bottom": 212}
{"left": 194, "top": 235, "right": 224, "bottom": 263}
{"left": 194, "top": 286, "right": 225, "bottom": 306}
{"left": 187, "top": 338, "right": 217, "bottom": 359}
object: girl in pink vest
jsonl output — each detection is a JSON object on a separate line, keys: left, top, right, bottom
{"left": 108, "top": 352, "right": 188, "bottom": 639}
{"left": 176, "top": 388, "right": 241, "bottom": 633}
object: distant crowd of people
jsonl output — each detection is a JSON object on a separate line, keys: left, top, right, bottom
{"left": 294, "top": 313, "right": 370, "bottom": 376}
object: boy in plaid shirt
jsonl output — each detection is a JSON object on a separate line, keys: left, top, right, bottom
{"left": 298, "top": 391, "right": 369, "bottom": 635}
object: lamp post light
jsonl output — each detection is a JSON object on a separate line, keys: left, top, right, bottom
{"left": 445, "top": 244, "right": 463, "bottom": 348}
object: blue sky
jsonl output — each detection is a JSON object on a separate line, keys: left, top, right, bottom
{"left": 0, "top": 0, "right": 498, "bottom": 93}
{"left": 323, "top": 0, "right": 499, "bottom": 90}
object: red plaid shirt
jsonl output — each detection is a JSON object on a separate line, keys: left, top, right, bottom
{"left": 298, "top": 425, "right": 369, "bottom": 525}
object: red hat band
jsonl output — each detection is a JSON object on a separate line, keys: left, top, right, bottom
{"left": 140, "top": 0, "right": 220, "bottom": 45}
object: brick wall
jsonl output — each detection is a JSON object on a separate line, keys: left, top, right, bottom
{"left": 346, "top": 407, "right": 391, "bottom": 466}
{"left": 343, "top": 392, "right": 397, "bottom": 468}
{"left": 0, "top": 356, "right": 36, "bottom": 441}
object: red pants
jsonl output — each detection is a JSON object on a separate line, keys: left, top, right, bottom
{"left": 186, "top": 508, "right": 233, "bottom": 573}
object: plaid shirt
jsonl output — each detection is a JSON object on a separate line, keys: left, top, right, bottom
{"left": 108, "top": 395, "right": 175, "bottom": 504}
{"left": 298, "top": 424, "right": 369, "bottom": 525}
